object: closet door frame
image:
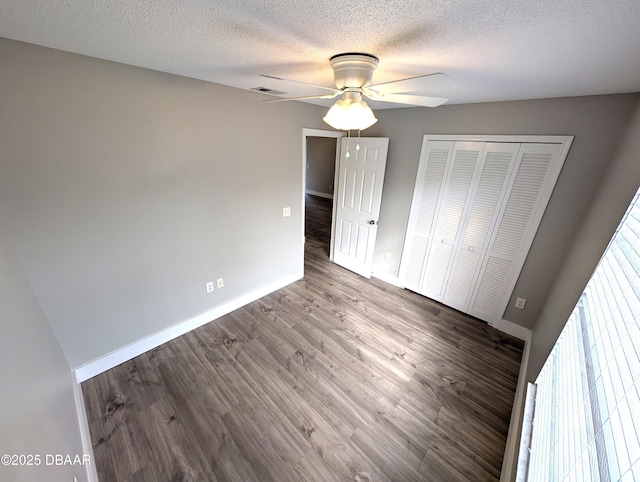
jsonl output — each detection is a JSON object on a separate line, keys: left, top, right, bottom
{"left": 400, "top": 134, "right": 573, "bottom": 325}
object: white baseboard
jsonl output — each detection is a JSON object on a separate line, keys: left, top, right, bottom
{"left": 372, "top": 271, "right": 404, "bottom": 288}
{"left": 305, "top": 190, "right": 333, "bottom": 199}
{"left": 500, "top": 326, "right": 532, "bottom": 482}
{"left": 489, "top": 318, "right": 532, "bottom": 342}
{"left": 72, "top": 372, "right": 99, "bottom": 482}
{"left": 74, "top": 271, "right": 303, "bottom": 382}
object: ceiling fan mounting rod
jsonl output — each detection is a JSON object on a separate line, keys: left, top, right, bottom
{"left": 341, "top": 88, "right": 363, "bottom": 102}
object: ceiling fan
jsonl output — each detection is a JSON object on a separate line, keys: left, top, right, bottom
{"left": 259, "top": 52, "right": 451, "bottom": 130}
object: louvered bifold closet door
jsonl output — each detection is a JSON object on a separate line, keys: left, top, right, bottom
{"left": 441, "top": 143, "right": 519, "bottom": 312}
{"left": 421, "top": 142, "right": 483, "bottom": 301}
{"left": 399, "top": 141, "right": 454, "bottom": 291}
{"left": 468, "top": 143, "right": 563, "bottom": 321}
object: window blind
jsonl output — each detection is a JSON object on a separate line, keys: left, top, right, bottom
{"left": 526, "top": 189, "right": 640, "bottom": 481}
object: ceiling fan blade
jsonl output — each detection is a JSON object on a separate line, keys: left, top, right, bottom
{"left": 260, "top": 74, "right": 339, "bottom": 94}
{"left": 368, "top": 73, "right": 453, "bottom": 95}
{"left": 365, "top": 92, "right": 448, "bottom": 108}
{"left": 259, "top": 92, "right": 339, "bottom": 104}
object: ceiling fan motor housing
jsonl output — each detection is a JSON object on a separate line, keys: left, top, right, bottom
{"left": 330, "top": 53, "right": 379, "bottom": 89}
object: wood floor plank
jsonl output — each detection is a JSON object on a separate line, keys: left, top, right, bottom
{"left": 349, "top": 425, "right": 424, "bottom": 482}
{"left": 290, "top": 319, "right": 408, "bottom": 405}
{"left": 132, "top": 399, "right": 220, "bottom": 482}
{"left": 419, "top": 448, "right": 488, "bottom": 482}
{"left": 237, "top": 340, "right": 394, "bottom": 482}
{"left": 215, "top": 351, "right": 312, "bottom": 466}
{"left": 294, "top": 448, "right": 343, "bottom": 482}
{"left": 423, "top": 428, "right": 501, "bottom": 481}
{"left": 381, "top": 399, "right": 440, "bottom": 456}
{"left": 82, "top": 193, "right": 523, "bottom": 481}
{"left": 255, "top": 329, "right": 376, "bottom": 435}
{"left": 155, "top": 361, "right": 259, "bottom": 482}
{"left": 264, "top": 317, "right": 402, "bottom": 418}
{"left": 220, "top": 409, "right": 299, "bottom": 482}
{"left": 434, "top": 405, "right": 507, "bottom": 473}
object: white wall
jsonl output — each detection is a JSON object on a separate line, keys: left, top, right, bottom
{"left": 0, "top": 38, "right": 328, "bottom": 369}
{"left": 0, "top": 231, "right": 87, "bottom": 482}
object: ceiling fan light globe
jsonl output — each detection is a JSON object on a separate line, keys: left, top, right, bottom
{"left": 348, "top": 101, "right": 378, "bottom": 129}
{"left": 323, "top": 100, "right": 378, "bottom": 131}
{"left": 322, "top": 102, "right": 348, "bottom": 130}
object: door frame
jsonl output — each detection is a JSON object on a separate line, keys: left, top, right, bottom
{"left": 301, "top": 128, "right": 345, "bottom": 265}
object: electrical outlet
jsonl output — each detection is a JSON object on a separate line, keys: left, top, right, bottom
{"left": 385, "top": 252, "right": 392, "bottom": 261}
{"left": 515, "top": 297, "right": 526, "bottom": 309}
{"left": 217, "top": 278, "right": 224, "bottom": 288}
{"left": 283, "top": 206, "right": 291, "bottom": 217}
{"left": 206, "top": 281, "right": 214, "bottom": 293}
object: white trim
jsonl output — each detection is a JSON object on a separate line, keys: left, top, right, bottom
{"left": 302, "top": 128, "right": 344, "bottom": 139}
{"left": 372, "top": 271, "right": 404, "bottom": 288}
{"left": 72, "top": 373, "right": 99, "bottom": 482}
{"left": 330, "top": 142, "right": 341, "bottom": 262}
{"left": 74, "top": 271, "right": 303, "bottom": 382}
{"left": 305, "top": 189, "right": 333, "bottom": 199}
{"left": 489, "top": 318, "right": 532, "bottom": 342}
{"left": 515, "top": 382, "right": 538, "bottom": 481}
{"left": 415, "top": 134, "right": 574, "bottom": 144}
{"left": 500, "top": 331, "right": 532, "bottom": 482}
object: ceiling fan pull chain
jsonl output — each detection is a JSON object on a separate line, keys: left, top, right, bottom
{"left": 356, "top": 129, "right": 361, "bottom": 160}
{"left": 345, "top": 129, "right": 351, "bottom": 159}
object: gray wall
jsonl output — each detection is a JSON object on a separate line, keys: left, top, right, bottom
{"left": 2, "top": 35, "right": 639, "bottom": 383}
{"left": 0, "top": 231, "right": 86, "bottom": 482}
{"left": 367, "top": 94, "right": 639, "bottom": 329}
{"left": 0, "top": 38, "right": 328, "bottom": 368}
{"left": 305, "top": 136, "right": 337, "bottom": 196}
{"left": 527, "top": 99, "right": 640, "bottom": 380}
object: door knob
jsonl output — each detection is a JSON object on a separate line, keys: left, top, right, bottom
{"left": 368, "top": 220, "right": 376, "bottom": 225}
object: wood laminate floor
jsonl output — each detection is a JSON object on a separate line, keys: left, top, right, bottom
{"left": 82, "top": 194, "right": 524, "bottom": 481}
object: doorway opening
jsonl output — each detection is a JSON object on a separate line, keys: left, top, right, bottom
{"left": 302, "top": 129, "right": 343, "bottom": 259}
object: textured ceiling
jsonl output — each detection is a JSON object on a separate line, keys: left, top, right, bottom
{"left": 1, "top": 0, "right": 639, "bottom": 109}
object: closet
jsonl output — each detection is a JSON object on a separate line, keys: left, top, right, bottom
{"left": 399, "top": 135, "right": 572, "bottom": 324}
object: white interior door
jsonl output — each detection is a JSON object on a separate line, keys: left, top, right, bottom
{"left": 441, "top": 142, "right": 519, "bottom": 311}
{"left": 398, "top": 140, "right": 454, "bottom": 291}
{"left": 468, "top": 142, "right": 564, "bottom": 321}
{"left": 331, "top": 137, "right": 389, "bottom": 278}
{"left": 420, "top": 142, "right": 483, "bottom": 300}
